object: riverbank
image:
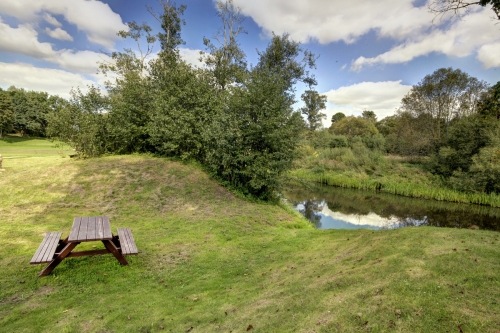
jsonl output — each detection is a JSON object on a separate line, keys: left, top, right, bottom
{"left": 291, "top": 149, "right": 500, "bottom": 208}
{"left": 1, "top": 138, "right": 499, "bottom": 332}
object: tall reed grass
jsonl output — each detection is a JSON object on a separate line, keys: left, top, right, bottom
{"left": 290, "top": 169, "right": 500, "bottom": 208}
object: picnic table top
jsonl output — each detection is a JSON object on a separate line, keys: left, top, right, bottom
{"left": 68, "top": 216, "right": 113, "bottom": 242}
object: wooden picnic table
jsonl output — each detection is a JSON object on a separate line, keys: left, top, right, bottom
{"left": 30, "top": 216, "right": 137, "bottom": 277}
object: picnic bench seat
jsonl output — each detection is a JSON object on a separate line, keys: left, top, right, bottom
{"left": 30, "top": 232, "right": 62, "bottom": 264}
{"left": 117, "top": 228, "right": 138, "bottom": 255}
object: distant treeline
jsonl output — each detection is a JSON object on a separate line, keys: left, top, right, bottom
{"left": 0, "top": 87, "right": 65, "bottom": 138}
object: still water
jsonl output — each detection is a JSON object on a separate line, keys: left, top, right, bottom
{"left": 283, "top": 184, "right": 500, "bottom": 231}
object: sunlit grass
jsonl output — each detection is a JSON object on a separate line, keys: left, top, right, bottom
{"left": 1, "top": 139, "right": 499, "bottom": 332}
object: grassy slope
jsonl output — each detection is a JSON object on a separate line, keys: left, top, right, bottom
{"left": 1, "top": 138, "right": 499, "bottom": 333}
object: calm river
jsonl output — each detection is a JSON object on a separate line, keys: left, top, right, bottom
{"left": 283, "top": 184, "right": 500, "bottom": 231}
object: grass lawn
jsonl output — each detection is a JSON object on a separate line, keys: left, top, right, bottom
{"left": 1, "top": 138, "right": 499, "bottom": 332}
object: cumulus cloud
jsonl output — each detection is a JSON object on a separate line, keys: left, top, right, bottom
{"left": 322, "top": 81, "right": 412, "bottom": 121}
{"left": 0, "top": 20, "right": 108, "bottom": 74}
{"left": 0, "top": 62, "right": 95, "bottom": 98}
{"left": 477, "top": 42, "right": 500, "bottom": 68}
{"left": 45, "top": 27, "right": 73, "bottom": 41}
{"left": 0, "top": 0, "right": 127, "bottom": 48}
{"left": 43, "top": 13, "right": 61, "bottom": 27}
{"left": 0, "top": 18, "right": 110, "bottom": 74}
{"left": 351, "top": 8, "right": 500, "bottom": 71}
{"left": 233, "top": 0, "right": 433, "bottom": 44}
{"left": 0, "top": 19, "right": 55, "bottom": 58}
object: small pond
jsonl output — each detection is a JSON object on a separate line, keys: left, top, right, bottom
{"left": 283, "top": 184, "right": 500, "bottom": 231}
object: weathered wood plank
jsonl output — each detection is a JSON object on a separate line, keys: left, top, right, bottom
{"left": 64, "top": 249, "right": 110, "bottom": 257}
{"left": 31, "top": 233, "right": 52, "bottom": 264}
{"left": 118, "top": 228, "right": 138, "bottom": 255}
{"left": 125, "top": 229, "right": 138, "bottom": 254}
{"left": 96, "top": 216, "right": 104, "bottom": 239}
{"left": 102, "top": 216, "right": 112, "bottom": 240}
{"left": 77, "top": 216, "right": 89, "bottom": 241}
{"left": 41, "top": 232, "right": 61, "bottom": 263}
{"left": 36, "top": 232, "right": 58, "bottom": 263}
{"left": 87, "top": 216, "right": 97, "bottom": 241}
{"left": 117, "top": 228, "right": 130, "bottom": 254}
{"left": 68, "top": 217, "right": 81, "bottom": 242}
{"left": 30, "top": 232, "right": 62, "bottom": 264}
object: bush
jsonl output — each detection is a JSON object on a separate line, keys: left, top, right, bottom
{"left": 329, "top": 135, "right": 348, "bottom": 148}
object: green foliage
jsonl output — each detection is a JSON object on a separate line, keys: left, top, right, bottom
{"left": 448, "top": 126, "right": 500, "bottom": 194}
{"left": 362, "top": 110, "right": 377, "bottom": 122}
{"left": 0, "top": 90, "right": 14, "bottom": 138}
{"left": 329, "top": 134, "right": 349, "bottom": 148}
{"left": 202, "top": 0, "right": 248, "bottom": 91}
{"left": 398, "top": 67, "right": 488, "bottom": 151}
{"left": 362, "top": 133, "right": 386, "bottom": 152}
{"left": 300, "top": 90, "right": 327, "bottom": 131}
{"left": 204, "top": 33, "right": 313, "bottom": 200}
{"left": 5, "top": 87, "right": 58, "bottom": 137}
{"left": 47, "top": 87, "right": 109, "bottom": 157}
{"left": 100, "top": 22, "right": 158, "bottom": 154}
{"left": 148, "top": 56, "right": 218, "bottom": 160}
{"left": 376, "top": 115, "right": 397, "bottom": 136}
{"left": 156, "top": 1, "right": 186, "bottom": 52}
{"left": 478, "top": 81, "right": 500, "bottom": 118}
{"left": 331, "top": 112, "right": 345, "bottom": 124}
{"left": 330, "top": 115, "right": 379, "bottom": 137}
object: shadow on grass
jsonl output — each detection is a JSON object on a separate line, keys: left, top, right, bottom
{"left": 0, "top": 135, "right": 45, "bottom": 144}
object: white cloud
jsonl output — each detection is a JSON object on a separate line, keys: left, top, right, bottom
{"left": 233, "top": 0, "right": 433, "bottom": 44}
{"left": 45, "top": 27, "right": 73, "bottom": 41}
{"left": 0, "top": 0, "right": 127, "bottom": 48}
{"left": 179, "top": 48, "right": 203, "bottom": 67}
{"left": 0, "top": 62, "right": 95, "bottom": 98}
{"left": 0, "top": 18, "right": 110, "bottom": 74}
{"left": 322, "top": 81, "right": 412, "bottom": 121}
{"left": 57, "top": 50, "right": 110, "bottom": 74}
{"left": 43, "top": 13, "right": 61, "bottom": 27}
{"left": 0, "top": 19, "right": 55, "bottom": 58}
{"left": 477, "top": 42, "right": 500, "bottom": 68}
{"left": 351, "top": 8, "right": 500, "bottom": 71}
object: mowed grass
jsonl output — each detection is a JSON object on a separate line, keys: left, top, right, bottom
{"left": 0, "top": 138, "right": 499, "bottom": 332}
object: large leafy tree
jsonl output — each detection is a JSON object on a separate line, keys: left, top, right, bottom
{"left": 99, "top": 21, "right": 157, "bottom": 153}
{"left": 204, "top": 33, "right": 317, "bottom": 200}
{"left": 399, "top": 67, "right": 488, "bottom": 149}
{"left": 47, "top": 86, "right": 110, "bottom": 157}
{"left": 300, "top": 90, "right": 327, "bottom": 132}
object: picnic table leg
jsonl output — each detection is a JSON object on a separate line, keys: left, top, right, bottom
{"left": 39, "top": 242, "right": 79, "bottom": 277}
{"left": 102, "top": 240, "right": 129, "bottom": 265}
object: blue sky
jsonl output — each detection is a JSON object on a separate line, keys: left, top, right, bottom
{"left": 0, "top": 0, "right": 499, "bottom": 124}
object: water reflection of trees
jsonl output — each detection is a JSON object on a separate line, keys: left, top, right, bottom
{"left": 284, "top": 184, "right": 500, "bottom": 231}
{"left": 288, "top": 198, "right": 324, "bottom": 228}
